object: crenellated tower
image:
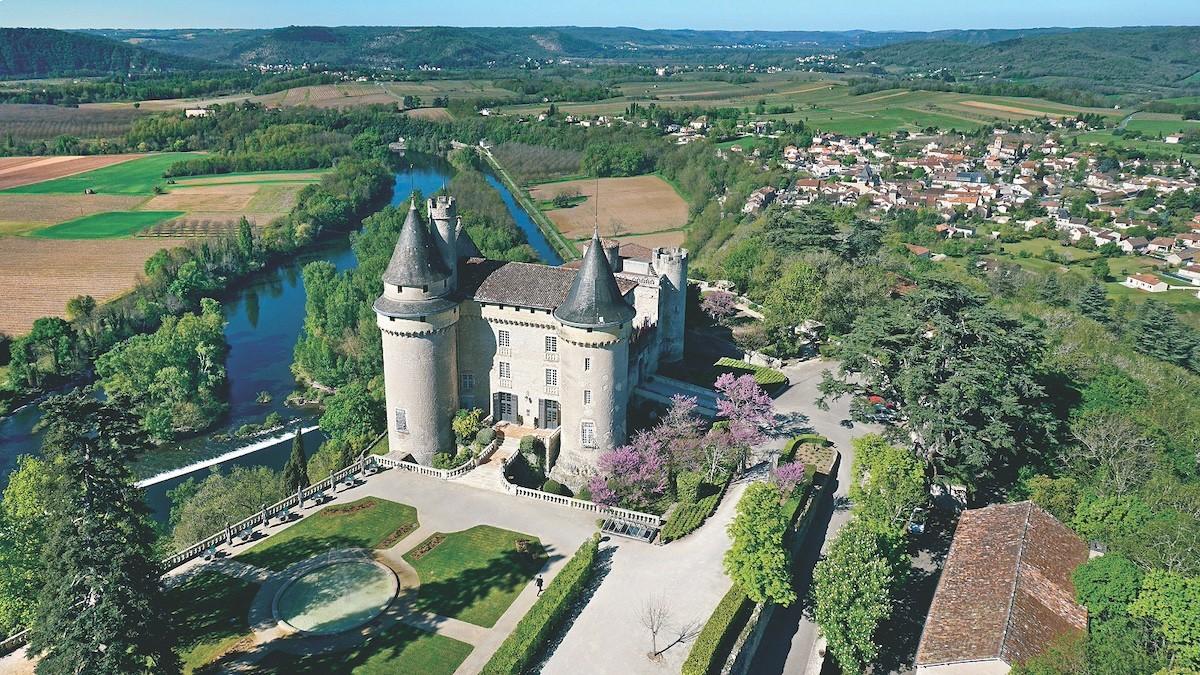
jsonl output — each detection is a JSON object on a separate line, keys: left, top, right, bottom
{"left": 652, "top": 246, "right": 688, "bottom": 363}
{"left": 373, "top": 200, "right": 459, "bottom": 464}
{"left": 428, "top": 195, "right": 458, "bottom": 289}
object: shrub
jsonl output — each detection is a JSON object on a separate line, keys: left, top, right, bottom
{"left": 713, "top": 357, "right": 787, "bottom": 389}
{"left": 660, "top": 494, "right": 721, "bottom": 543}
{"left": 481, "top": 534, "right": 600, "bottom": 675}
{"left": 681, "top": 585, "right": 753, "bottom": 675}
{"left": 541, "top": 479, "right": 572, "bottom": 497}
{"left": 476, "top": 427, "right": 496, "bottom": 446}
{"left": 676, "top": 471, "right": 704, "bottom": 504}
{"left": 264, "top": 411, "right": 283, "bottom": 428}
{"left": 519, "top": 435, "right": 542, "bottom": 453}
{"left": 452, "top": 408, "right": 485, "bottom": 443}
{"left": 234, "top": 423, "right": 260, "bottom": 438}
{"left": 431, "top": 452, "right": 456, "bottom": 470}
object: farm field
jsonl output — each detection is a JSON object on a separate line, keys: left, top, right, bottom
{"left": 0, "top": 236, "right": 186, "bottom": 335}
{"left": 0, "top": 194, "right": 144, "bottom": 234}
{"left": 499, "top": 75, "right": 1120, "bottom": 134}
{"left": 528, "top": 175, "right": 689, "bottom": 245}
{"left": 1122, "top": 112, "right": 1200, "bottom": 135}
{"left": 35, "top": 211, "right": 184, "bottom": 239}
{"left": 1074, "top": 129, "right": 1200, "bottom": 164}
{"left": 87, "top": 79, "right": 515, "bottom": 112}
{"left": 2, "top": 152, "right": 198, "bottom": 195}
{"left": 0, "top": 154, "right": 145, "bottom": 190}
{"left": 0, "top": 103, "right": 146, "bottom": 142}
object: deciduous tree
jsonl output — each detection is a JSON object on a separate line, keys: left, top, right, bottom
{"left": 723, "top": 482, "right": 795, "bottom": 606}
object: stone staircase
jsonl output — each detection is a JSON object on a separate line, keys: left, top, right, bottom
{"left": 452, "top": 437, "right": 518, "bottom": 494}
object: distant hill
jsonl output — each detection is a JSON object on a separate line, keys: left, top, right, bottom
{"left": 81, "top": 25, "right": 1078, "bottom": 69}
{"left": 0, "top": 28, "right": 215, "bottom": 78}
{"left": 854, "top": 26, "right": 1200, "bottom": 97}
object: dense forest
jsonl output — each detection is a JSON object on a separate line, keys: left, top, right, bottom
{"left": 852, "top": 26, "right": 1200, "bottom": 99}
{"left": 0, "top": 28, "right": 214, "bottom": 78}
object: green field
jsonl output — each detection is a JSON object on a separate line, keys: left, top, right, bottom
{"left": 2, "top": 153, "right": 198, "bottom": 195}
{"left": 1074, "top": 130, "right": 1200, "bottom": 164}
{"left": 34, "top": 210, "right": 184, "bottom": 239}
{"left": 1000, "top": 237, "right": 1100, "bottom": 262}
{"left": 403, "top": 525, "right": 544, "bottom": 628}
{"left": 238, "top": 497, "right": 419, "bottom": 572}
{"left": 254, "top": 624, "right": 472, "bottom": 675}
{"left": 1124, "top": 113, "right": 1200, "bottom": 135}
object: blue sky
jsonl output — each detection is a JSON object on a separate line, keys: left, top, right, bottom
{"left": 1, "top": 0, "right": 1198, "bottom": 31}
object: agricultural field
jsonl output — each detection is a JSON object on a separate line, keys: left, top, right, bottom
{"left": 0, "top": 154, "right": 145, "bottom": 190}
{"left": 1073, "top": 129, "right": 1200, "bottom": 165}
{"left": 1, "top": 157, "right": 324, "bottom": 239}
{"left": 0, "top": 236, "right": 185, "bottom": 335}
{"left": 499, "top": 74, "right": 1120, "bottom": 135}
{"left": 1122, "top": 112, "right": 1200, "bottom": 136}
{"left": 86, "top": 79, "right": 515, "bottom": 112}
{"left": 2, "top": 152, "right": 197, "bottom": 195}
{"left": 0, "top": 103, "right": 146, "bottom": 142}
{"left": 528, "top": 175, "right": 689, "bottom": 247}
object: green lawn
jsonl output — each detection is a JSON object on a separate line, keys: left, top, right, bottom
{"left": 403, "top": 525, "right": 545, "bottom": 628}
{"left": 167, "top": 571, "right": 260, "bottom": 674}
{"left": 1000, "top": 237, "right": 1100, "bottom": 262}
{"left": 2, "top": 153, "right": 199, "bottom": 195}
{"left": 1105, "top": 283, "right": 1200, "bottom": 324}
{"left": 237, "top": 497, "right": 419, "bottom": 572}
{"left": 1124, "top": 115, "right": 1200, "bottom": 135}
{"left": 253, "top": 623, "right": 472, "bottom": 675}
{"left": 34, "top": 210, "right": 183, "bottom": 239}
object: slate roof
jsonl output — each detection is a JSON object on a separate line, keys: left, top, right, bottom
{"left": 459, "top": 257, "right": 637, "bottom": 312}
{"left": 915, "top": 501, "right": 1088, "bottom": 669}
{"left": 381, "top": 200, "right": 451, "bottom": 288}
{"left": 554, "top": 232, "right": 638, "bottom": 328}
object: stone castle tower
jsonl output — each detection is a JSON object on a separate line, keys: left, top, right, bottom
{"left": 373, "top": 200, "right": 460, "bottom": 464}
{"left": 652, "top": 246, "right": 688, "bottom": 363}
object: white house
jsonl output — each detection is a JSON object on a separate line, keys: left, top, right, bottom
{"left": 1124, "top": 273, "right": 1168, "bottom": 293}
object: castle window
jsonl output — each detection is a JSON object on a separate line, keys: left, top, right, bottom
{"left": 499, "top": 362, "right": 511, "bottom": 380}
{"left": 461, "top": 373, "right": 475, "bottom": 391}
{"left": 581, "top": 421, "right": 596, "bottom": 448}
{"left": 394, "top": 408, "right": 408, "bottom": 433}
{"left": 545, "top": 335, "right": 557, "bottom": 353}
{"left": 498, "top": 330, "right": 510, "bottom": 348}
{"left": 584, "top": 357, "right": 592, "bottom": 372}
{"left": 545, "top": 368, "right": 558, "bottom": 387}
{"left": 583, "top": 389, "right": 592, "bottom": 405}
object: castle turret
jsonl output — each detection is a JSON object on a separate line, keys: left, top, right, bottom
{"left": 428, "top": 195, "right": 458, "bottom": 290}
{"left": 652, "top": 246, "right": 688, "bottom": 363}
{"left": 455, "top": 217, "right": 481, "bottom": 258}
{"left": 374, "top": 201, "right": 459, "bottom": 464}
{"left": 554, "top": 231, "right": 636, "bottom": 482}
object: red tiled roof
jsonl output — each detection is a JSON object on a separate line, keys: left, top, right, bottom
{"left": 915, "top": 502, "right": 1088, "bottom": 669}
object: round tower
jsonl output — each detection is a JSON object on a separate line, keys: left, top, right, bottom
{"left": 553, "top": 231, "right": 637, "bottom": 483}
{"left": 427, "top": 195, "right": 458, "bottom": 289}
{"left": 652, "top": 246, "right": 689, "bottom": 363}
{"left": 374, "top": 201, "right": 459, "bottom": 464}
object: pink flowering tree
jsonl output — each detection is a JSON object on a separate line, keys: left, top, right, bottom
{"left": 770, "top": 461, "right": 807, "bottom": 500}
{"left": 587, "top": 430, "right": 669, "bottom": 509}
{"left": 702, "top": 291, "right": 738, "bottom": 325}
{"left": 649, "top": 394, "right": 705, "bottom": 471}
{"left": 712, "top": 373, "right": 775, "bottom": 474}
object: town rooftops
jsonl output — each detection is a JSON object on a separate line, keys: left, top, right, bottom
{"left": 915, "top": 501, "right": 1088, "bottom": 671}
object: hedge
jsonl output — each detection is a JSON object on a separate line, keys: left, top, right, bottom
{"left": 660, "top": 493, "right": 721, "bottom": 543}
{"left": 541, "top": 479, "right": 572, "bottom": 497}
{"left": 480, "top": 534, "right": 600, "bottom": 675}
{"left": 780, "top": 434, "right": 829, "bottom": 463}
{"left": 681, "top": 585, "right": 754, "bottom": 675}
{"left": 713, "top": 357, "right": 788, "bottom": 388}
{"left": 676, "top": 471, "right": 703, "bottom": 504}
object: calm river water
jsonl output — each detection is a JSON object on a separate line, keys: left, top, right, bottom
{"left": 0, "top": 152, "right": 559, "bottom": 520}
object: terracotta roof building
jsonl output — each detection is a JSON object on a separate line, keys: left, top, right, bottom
{"left": 915, "top": 501, "right": 1088, "bottom": 675}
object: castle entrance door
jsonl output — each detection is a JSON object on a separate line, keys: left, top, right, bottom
{"left": 539, "top": 399, "right": 560, "bottom": 429}
{"left": 496, "top": 392, "right": 517, "bottom": 422}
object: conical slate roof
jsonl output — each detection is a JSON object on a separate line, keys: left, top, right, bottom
{"left": 456, "top": 221, "right": 481, "bottom": 258}
{"left": 382, "top": 200, "right": 451, "bottom": 287}
{"left": 554, "top": 231, "right": 636, "bottom": 328}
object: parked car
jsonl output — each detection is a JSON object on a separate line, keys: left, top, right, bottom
{"left": 907, "top": 507, "right": 928, "bottom": 535}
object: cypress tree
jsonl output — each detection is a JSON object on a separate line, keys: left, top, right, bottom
{"left": 282, "top": 427, "right": 311, "bottom": 493}
{"left": 1130, "top": 301, "right": 1195, "bottom": 366}
{"left": 28, "top": 389, "right": 179, "bottom": 675}
{"left": 1077, "top": 283, "right": 1111, "bottom": 324}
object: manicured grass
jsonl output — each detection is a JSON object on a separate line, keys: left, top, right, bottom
{"left": 166, "top": 571, "right": 259, "bottom": 674}
{"left": 254, "top": 623, "right": 472, "bottom": 675}
{"left": 403, "top": 525, "right": 545, "bottom": 628}
{"left": 33, "top": 210, "right": 183, "bottom": 239}
{"left": 1105, "top": 283, "right": 1200, "bottom": 324}
{"left": 714, "top": 357, "right": 788, "bottom": 388}
{"left": 1000, "top": 237, "right": 1099, "bottom": 262}
{"left": 237, "top": 497, "right": 419, "bottom": 572}
{"left": 3, "top": 152, "right": 199, "bottom": 195}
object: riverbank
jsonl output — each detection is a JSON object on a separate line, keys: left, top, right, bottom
{"left": 478, "top": 145, "right": 579, "bottom": 262}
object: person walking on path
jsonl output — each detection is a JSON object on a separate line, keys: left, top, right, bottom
{"left": 535, "top": 575, "right": 544, "bottom": 595}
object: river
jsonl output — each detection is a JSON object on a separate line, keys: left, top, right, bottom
{"left": 0, "top": 152, "right": 559, "bottom": 521}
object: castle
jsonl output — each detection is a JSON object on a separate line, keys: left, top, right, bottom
{"left": 373, "top": 195, "right": 688, "bottom": 480}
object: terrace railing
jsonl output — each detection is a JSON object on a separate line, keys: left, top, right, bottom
{"left": 0, "top": 629, "right": 29, "bottom": 658}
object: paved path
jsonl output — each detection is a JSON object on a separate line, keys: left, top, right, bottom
{"left": 750, "top": 357, "right": 882, "bottom": 675}
{"left": 542, "top": 477, "right": 753, "bottom": 675}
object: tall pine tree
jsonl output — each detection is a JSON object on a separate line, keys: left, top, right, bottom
{"left": 28, "top": 389, "right": 179, "bottom": 675}
{"left": 1077, "top": 283, "right": 1112, "bottom": 324}
{"left": 282, "top": 427, "right": 311, "bottom": 493}
{"left": 1131, "top": 301, "right": 1197, "bottom": 367}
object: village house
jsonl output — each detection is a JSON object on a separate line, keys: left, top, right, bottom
{"left": 1124, "top": 273, "right": 1169, "bottom": 292}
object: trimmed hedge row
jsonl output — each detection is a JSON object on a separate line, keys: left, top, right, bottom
{"left": 681, "top": 585, "right": 754, "bottom": 675}
{"left": 714, "top": 357, "right": 788, "bottom": 387}
{"left": 780, "top": 433, "right": 829, "bottom": 462}
{"left": 480, "top": 534, "right": 600, "bottom": 675}
{"left": 659, "top": 493, "right": 721, "bottom": 543}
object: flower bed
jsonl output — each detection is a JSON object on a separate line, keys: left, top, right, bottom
{"left": 713, "top": 357, "right": 788, "bottom": 389}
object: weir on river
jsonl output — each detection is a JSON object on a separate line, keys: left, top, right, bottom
{"left": 0, "top": 152, "right": 561, "bottom": 521}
